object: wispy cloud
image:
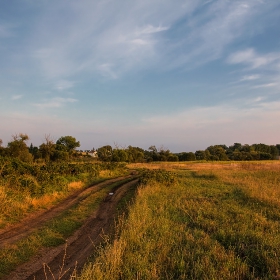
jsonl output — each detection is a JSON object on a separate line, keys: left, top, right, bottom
{"left": 239, "top": 74, "right": 260, "bottom": 82}
{"left": 15, "top": 0, "right": 277, "bottom": 86}
{"left": 33, "top": 97, "right": 78, "bottom": 108}
{"left": 164, "top": 0, "right": 274, "bottom": 70}
{"left": 252, "top": 83, "right": 278, "bottom": 89}
{"left": 227, "top": 48, "right": 280, "bottom": 69}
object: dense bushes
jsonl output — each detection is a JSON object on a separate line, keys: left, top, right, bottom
{"left": 0, "top": 157, "right": 127, "bottom": 197}
{"left": 138, "top": 169, "right": 178, "bottom": 186}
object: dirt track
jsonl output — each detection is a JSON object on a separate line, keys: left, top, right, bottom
{"left": 1, "top": 176, "right": 138, "bottom": 280}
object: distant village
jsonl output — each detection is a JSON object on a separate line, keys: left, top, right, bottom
{"left": 76, "top": 150, "right": 98, "bottom": 157}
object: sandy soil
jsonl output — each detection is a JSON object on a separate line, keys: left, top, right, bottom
{"left": 1, "top": 176, "right": 138, "bottom": 280}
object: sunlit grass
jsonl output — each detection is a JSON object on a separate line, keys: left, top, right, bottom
{"left": 78, "top": 162, "right": 280, "bottom": 279}
{"left": 0, "top": 167, "right": 128, "bottom": 229}
{"left": 0, "top": 178, "right": 134, "bottom": 278}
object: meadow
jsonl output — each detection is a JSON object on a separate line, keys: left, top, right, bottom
{"left": 76, "top": 161, "right": 280, "bottom": 280}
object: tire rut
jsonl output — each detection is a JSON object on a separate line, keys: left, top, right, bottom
{"left": 0, "top": 175, "right": 132, "bottom": 249}
{"left": 3, "top": 178, "right": 138, "bottom": 280}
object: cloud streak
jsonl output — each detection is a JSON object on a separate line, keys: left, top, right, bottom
{"left": 227, "top": 48, "right": 280, "bottom": 69}
{"left": 33, "top": 97, "right": 78, "bottom": 108}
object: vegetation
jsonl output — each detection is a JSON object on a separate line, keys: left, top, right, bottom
{"left": 0, "top": 177, "right": 134, "bottom": 278}
{"left": 0, "top": 133, "right": 279, "bottom": 163}
{"left": 76, "top": 162, "right": 280, "bottom": 280}
{"left": 1, "top": 132, "right": 280, "bottom": 278}
{"left": 0, "top": 155, "right": 127, "bottom": 228}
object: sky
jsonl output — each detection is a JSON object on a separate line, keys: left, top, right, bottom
{"left": 1, "top": 0, "right": 280, "bottom": 152}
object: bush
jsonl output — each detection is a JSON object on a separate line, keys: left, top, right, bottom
{"left": 138, "top": 169, "right": 177, "bottom": 186}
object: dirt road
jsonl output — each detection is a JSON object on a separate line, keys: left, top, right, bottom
{"left": 1, "top": 176, "right": 138, "bottom": 280}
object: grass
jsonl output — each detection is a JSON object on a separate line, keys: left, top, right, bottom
{"left": 0, "top": 169, "right": 129, "bottom": 229}
{"left": 0, "top": 177, "right": 134, "bottom": 278}
{"left": 76, "top": 162, "right": 280, "bottom": 280}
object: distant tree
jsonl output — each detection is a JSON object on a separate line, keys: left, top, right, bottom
{"left": 205, "top": 149, "right": 211, "bottom": 160}
{"left": 97, "top": 145, "right": 113, "bottom": 162}
{"left": 251, "top": 143, "right": 270, "bottom": 154}
{"left": 56, "top": 136, "right": 80, "bottom": 153}
{"left": 29, "top": 143, "right": 42, "bottom": 160}
{"left": 179, "top": 152, "right": 196, "bottom": 161}
{"left": 186, "top": 152, "right": 196, "bottom": 161}
{"left": 167, "top": 154, "right": 179, "bottom": 162}
{"left": 112, "top": 149, "right": 128, "bottom": 162}
{"left": 0, "top": 139, "right": 6, "bottom": 156}
{"left": 7, "top": 133, "right": 33, "bottom": 162}
{"left": 158, "top": 147, "right": 173, "bottom": 161}
{"left": 148, "top": 145, "right": 159, "bottom": 161}
{"left": 126, "top": 146, "right": 145, "bottom": 163}
{"left": 276, "top": 144, "right": 280, "bottom": 154}
{"left": 270, "top": 145, "right": 279, "bottom": 159}
{"left": 39, "top": 134, "right": 56, "bottom": 162}
{"left": 206, "top": 145, "right": 228, "bottom": 161}
{"left": 259, "top": 152, "right": 272, "bottom": 160}
{"left": 195, "top": 150, "right": 206, "bottom": 160}
{"left": 229, "top": 143, "right": 242, "bottom": 152}
{"left": 51, "top": 150, "right": 69, "bottom": 161}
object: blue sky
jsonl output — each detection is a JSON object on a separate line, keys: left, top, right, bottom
{"left": 1, "top": 0, "right": 280, "bottom": 152}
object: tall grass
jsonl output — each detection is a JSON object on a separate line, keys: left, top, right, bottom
{"left": 0, "top": 162, "right": 128, "bottom": 229}
{"left": 0, "top": 178, "right": 135, "bottom": 278}
{"left": 77, "top": 163, "right": 280, "bottom": 279}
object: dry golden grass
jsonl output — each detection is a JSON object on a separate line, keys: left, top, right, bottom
{"left": 68, "top": 181, "right": 84, "bottom": 191}
{"left": 0, "top": 181, "right": 86, "bottom": 228}
{"left": 29, "top": 192, "right": 62, "bottom": 209}
{"left": 78, "top": 161, "right": 280, "bottom": 280}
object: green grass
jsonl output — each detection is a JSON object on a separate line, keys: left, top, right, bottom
{"left": 76, "top": 164, "right": 280, "bottom": 280}
{"left": 0, "top": 177, "right": 133, "bottom": 278}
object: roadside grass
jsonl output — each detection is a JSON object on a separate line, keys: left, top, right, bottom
{"left": 0, "top": 167, "right": 129, "bottom": 229}
{"left": 0, "top": 177, "right": 134, "bottom": 278}
{"left": 77, "top": 163, "right": 280, "bottom": 280}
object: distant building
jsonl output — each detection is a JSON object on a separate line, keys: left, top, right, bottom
{"left": 88, "top": 151, "right": 98, "bottom": 157}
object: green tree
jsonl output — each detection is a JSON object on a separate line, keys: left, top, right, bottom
{"left": 29, "top": 143, "right": 42, "bottom": 160}
{"left": 126, "top": 146, "right": 145, "bottom": 163}
{"left": 195, "top": 150, "right": 206, "bottom": 160}
{"left": 51, "top": 150, "right": 69, "bottom": 161}
{"left": 7, "top": 133, "right": 33, "bottom": 162}
{"left": 112, "top": 149, "right": 128, "bottom": 162}
{"left": 269, "top": 145, "right": 279, "bottom": 159}
{"left": 179, "top": 152, "right": 196, "bottom": 161}
{"left": 56, "top": 136, "right": 80, "bottom": 153}
{"left": 148, "top": 145, "right": 159, "bottom": 161}
{"left": 206, "top": 145, "right": 229, "bottom": 161}
{"left": 276, "top": 144, "right": 280, "bottom": 155}
{"left": 167, "top": 154, "right": 179, "bottom": 162}
{"left": 97, "top": 145, "right": 113, "bottom": 162}
{"left": 0, "top": 139, "right": 7, "bottom": 156}
{"left": 39, "top": 135, "right": 56, "bottom": 162}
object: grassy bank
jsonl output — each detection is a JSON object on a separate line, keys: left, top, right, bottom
{"left": 0, "top": 177, "right": 135, "bottom": 279}
{"left": 0, "top": 161, "right": 128, "bottom": 228}
{"left": 77, "top": 163, "right": 280, "bottom": 279}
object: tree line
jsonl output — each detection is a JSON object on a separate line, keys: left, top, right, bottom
{"left": 0, "top": 134, "right": 279, "bottom": 163}
{"left": 0, "top": 134, "right": 80, "bottom": 163}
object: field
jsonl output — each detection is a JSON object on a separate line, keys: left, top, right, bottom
{"left": 76, "top": 161, "right": 280, "bottom": 280}
{"left": 1, "top": 161, "right": 280, "bottom": 279}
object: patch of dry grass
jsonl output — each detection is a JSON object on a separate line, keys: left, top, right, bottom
{"left": 77, "top": 162, "right": 280, "bottom": 280}
{"left": 0, "top": 181, "right": 86, "bottom": 229}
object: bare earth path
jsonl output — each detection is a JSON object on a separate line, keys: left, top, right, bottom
{"left": 1, "top": 176, "right": 138, "bottom": 280}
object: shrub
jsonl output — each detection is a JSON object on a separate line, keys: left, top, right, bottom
{"left": 138, "top": 169, "right": 177, "bottom": 186}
